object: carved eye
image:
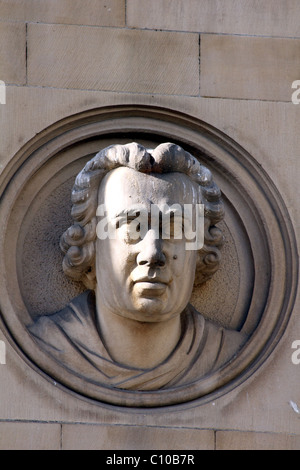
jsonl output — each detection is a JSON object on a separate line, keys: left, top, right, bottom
{"left": 160, "top": 215, "right": 184, "bottom": 241}
{"left": 124, "top": 219, "right": 143, "bottom": 243}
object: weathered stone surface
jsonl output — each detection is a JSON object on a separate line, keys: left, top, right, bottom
{"left": 27, "top": 24, "right": 199, "bottom": 95}
{"left": 200, "top": 34, "right": 300, "bottom": 102}
{"left": 23, "top": 141, "right": 249, "bottom": 407}
{"left": 0, "top": 422, "right": 61, "bottom": 450}
{"left": 0, "top": 307, "right": 299, "bottom": 436}
{"left": 62, "top": 424, "right": 215, "bottom": 450}
{"left": 0, "top": 22, "right": 26, "bottom": 85}
{"left": 1, "top": 88, "right": 298, "bottom": 232}
{"left": 216, "top": 431, "right": 300, "bottom": 450}
{"left": 127, "top": 0, "right": 300, "bottom": 38}
{"left": 0, "top": 92, "right": 299, "bottom": 432}
{"left": 0, "top": 0, "right": 125, "bottom": 27}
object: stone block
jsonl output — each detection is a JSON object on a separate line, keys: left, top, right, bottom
{"left": 127, "top": 0, "right": 300, "bottom": 38}
{"left": 216, "top": 431, "right": 300, "bottom": 450}
{"left": 0, "top": 22, "right": 26, "bottom": 85}
{"left": 0, "top": 88, "right": 298, "bottom": 237}
{"left": 200, "top": 34, "right": 300, "bottom": 102}
{"left": 0, "top": 87, "right": 298, "bottom": 437}
{"left": 0, "top": 0, "right": 125, "bottom": 27}
{"left": 62, "top": 424, "right": 215, "bottom": 450}
{"left": 0, "top": 422, "right": 61, "bottom": 450}
{"left": 27, "top": 24, "right": 199, "bottom": 95}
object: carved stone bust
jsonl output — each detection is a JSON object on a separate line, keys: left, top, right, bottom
{"left": 28, "top": 142, "right": 247, "bottom": 392}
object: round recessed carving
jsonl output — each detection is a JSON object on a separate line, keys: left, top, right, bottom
{"left": 0, "top": 105, "right": 297, "bottom": 408}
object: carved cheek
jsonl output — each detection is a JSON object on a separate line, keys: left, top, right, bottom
{"left": 110, "top": 239, "right": 136, "bottom": 273}
{"left": 172, "top": 248, "right": 196, "bottom": 279}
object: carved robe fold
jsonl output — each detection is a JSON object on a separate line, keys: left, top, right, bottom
{"left": 28, "top": 290, "right": 246, "bottom": 391}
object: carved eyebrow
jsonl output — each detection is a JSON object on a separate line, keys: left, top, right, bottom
{"left": 113, "top": 205, "right": 194, "bottom": 223}
{"left": 162, "top": 208, "right": 182, "bottom": 217}
{"left": 113, "top": 208, "right": 147, "bottom": 230}
{"left": 113, "top": 207, "right": 145, "bottom": 219}
{"left": 114, "top": 206, "right": 188, "bottom": 221}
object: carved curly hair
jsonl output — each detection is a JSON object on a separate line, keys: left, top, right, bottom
{"left": 60, "top": 142, "right": 225, "bottom": 289}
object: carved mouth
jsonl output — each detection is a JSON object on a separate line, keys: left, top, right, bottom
{"left": 134, "top": 277, "right": 169, "bottom": 285}
{"left": 132, "top": 271, "right": 172, "bottom": 284}
{"left": 133, "top": 279, "right": 169, "bottom": 296}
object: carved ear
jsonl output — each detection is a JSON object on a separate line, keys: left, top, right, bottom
{"left": 82, "top": 265, "right": 97, "bottom": 290}
{"left": 194, "top": 244, "right": 223, "bottom": 287}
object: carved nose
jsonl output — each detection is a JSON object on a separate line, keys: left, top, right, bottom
{"left": 136, "top": 231, "right": 166, "bottom": 268}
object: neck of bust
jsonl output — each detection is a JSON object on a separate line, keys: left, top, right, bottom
{"left": 95, "top": 296, "right": 182, "bottom": 370}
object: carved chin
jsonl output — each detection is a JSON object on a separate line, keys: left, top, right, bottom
{"left": 129, "top": 293, "right": 183, "bottom": 323}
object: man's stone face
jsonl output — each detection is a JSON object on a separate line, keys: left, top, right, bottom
{"left": 95, "top": 166, "right": 200, "bottom": 323}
